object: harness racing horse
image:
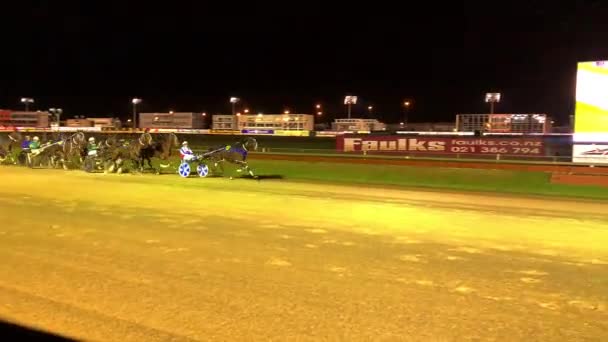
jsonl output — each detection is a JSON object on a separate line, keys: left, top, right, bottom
{"left": 140, "top": 133, "right": 179, "bottom": 174}
{"left": 32, "top": 135, "right": 68, "bottom": 168}
{"left": 205, "top": 137, "right": 258, "bottom": 177}
{"left": 60, "top": 132, "right": 87, "bottom": 169}
{"left": 106, "top": 132, "right": 153, "bottom": 173}
{"left": 0, "top": 131, "right": 22, "bottom": 164}
{"left": 102, "top": 137, "right": 133, "bottom": 174}
{"left": 26, "top": 133, "right": 77, "bottom": 169}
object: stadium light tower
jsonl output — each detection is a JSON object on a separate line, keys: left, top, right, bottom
{"left": 21, "top": 97, "right": 34, "bottom": 111}
{"left": 315, "top": 103, "right": 323, "bottom": 116}
{"left": 403, "top": 100, "right": 412, "bottom": 124}
{"left": 485, "top": 92, "right": 501, "bottom": 114}
{"left": 230, "top": 97, "right": 240, "bottom": 115}
{"left": 344, "top": 96, "right": 357, "bottom": 119}
{"left": 131, "top": 98, "right": 142, "bottom": 129}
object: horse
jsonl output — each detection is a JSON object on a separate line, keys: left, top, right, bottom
{"left": 60, "top": 132, "right": 87, "bottom": 169}
{"left": 26, "top": 133, "right": 73, "bottom": 168}
{"left": 0, "top": 130, "right": 22, "bottom": 164}
{"left": 106, "top": 132, "right": 153, "bottom": 173}
{"left": 33, "top": 136, "right": 67, "bottom": 168}
{"left": 103, "top": 140, "right": 132, "bottom": 174}
{"left": 140, "top": 132, "right": 179, "bottom": 174}
{"left": 204, "top": 137, "right": 258, "bottom": 177}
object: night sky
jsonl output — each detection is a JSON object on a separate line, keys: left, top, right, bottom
{"left": 1, "top": 1, "right": 607, "bottom": 125}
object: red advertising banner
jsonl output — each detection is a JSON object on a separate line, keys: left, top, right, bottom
{"left": 0, "top": 110, "right": 11, "bottom": 123}
{"left": 336, "top": 135, "right": 545, "bottom": 155}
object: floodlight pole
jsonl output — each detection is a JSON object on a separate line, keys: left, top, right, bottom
{"left": 131, "top": 98, "right": 142, "bottom": 129}
{"left": 132, "top": 103, "right": 136, "bottom": 128}
{"left": 230, "top": 97, "right": 240, "bottom": 116}
{"left": 347, "top": 103, "right": 352, "bottom": 119}
{"left": 485, "top": 93, "right": 500, "bottom": 115}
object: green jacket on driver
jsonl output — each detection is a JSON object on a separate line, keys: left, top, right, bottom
{"left": 29, "top": 140, "right": 41, "bottom": 150}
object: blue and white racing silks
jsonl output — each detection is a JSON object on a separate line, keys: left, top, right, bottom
{"left": 180, "top": 146, "right": 193, "bottom": 155}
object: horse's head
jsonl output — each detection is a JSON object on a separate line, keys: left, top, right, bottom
{"left": 139, "top": 132, "right": 153, "bottom": 147}
{"left": 243, "top": 137, "right": 258, "bottom": 151}
{"left": 104, "top": 134, "right": 117, "bottom": 146}
{"left": 154, "top": 133, "right": 179, "bottom": 158}
{"left": 169, "top": 133, "right": 179, "bottom": 148}
{"left": 8, "top": 131, "right": 22, "bottom": 143}
{"left": 73, "top": 132, "right": 86, "bottom": 145}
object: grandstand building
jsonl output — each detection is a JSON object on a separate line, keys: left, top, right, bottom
{"left": 331, "top": 118, "right": 386, "bottom": 132}
{"left": 456, "top": 114, "right": 551, "bottom": 133}
{"left": 212, "top": 114, "right": 314, "bottom": 131}
{"left": 139, "top": 112, "right": 205, "bottom": 129}
{"left": 0, "top": 110, "right": 50, "bottom": 128}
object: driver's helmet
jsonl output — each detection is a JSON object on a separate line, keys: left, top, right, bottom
{"left": 182, "top": 141, "right": 188, "bottom": 146}
{"left": 88, "top": 137, "right": 95, "bottom": 143}
{"left": 33, "top": 136, "right": 39, "bottom": 142}
{"left": 25, "top": 136, "right": 31, "bottom": 140}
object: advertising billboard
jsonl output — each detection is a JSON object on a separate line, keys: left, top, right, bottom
{"left": 574, "top": 61, "right": 608, "bottom": 141}
{"left": 0, "top": 110, "right": 10, "bottom": 124}
{"left": 336, "top": 136, "right": 545, "bottom": 156}
{"left": 572, "top": 144, "right": 608, "bottom": 164}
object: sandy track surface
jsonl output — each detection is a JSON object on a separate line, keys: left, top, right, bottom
{"left": 1, "top": 167, "right": 607, "bottom": 341}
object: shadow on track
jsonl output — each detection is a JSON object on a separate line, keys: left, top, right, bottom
{"left": 239, "top": 174, "right": 284, "bottom": 180}
{"left": 0, "top": 319, "right": 78, "bottom": 341}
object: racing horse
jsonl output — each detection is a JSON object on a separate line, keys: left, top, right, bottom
{"left": 139, "top": 132, "right": 179, "bottom": 174}
{"left": 59, "top": 132, "right": 87, "bottom": 169}
{"left": 27, "top": 132, "right": 81, "bottom": 169}
{"left": 205, "top": 137, "right": 258, "bottom": 177}
{"left": 0, "top": 130, "right": 22, "bottom": 164}
{"left": 100, "top": 136, "right": 132, "bottom": 174}
{"left": 106, "top": 132, "right": 153, "bottom": 173}
{"left": 31, "top": 134, "right": 67, "bottom": 168}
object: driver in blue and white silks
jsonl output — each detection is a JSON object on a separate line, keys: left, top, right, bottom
{"left": 180, "top": 141, "right": 196, "bottom": 161}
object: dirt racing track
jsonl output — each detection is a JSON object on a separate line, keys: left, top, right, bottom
{"left": 250, "top": 153, "right": 608, "bottom": 187}
{"left": 1, "top": 165, "right": 608, "bottom": 341}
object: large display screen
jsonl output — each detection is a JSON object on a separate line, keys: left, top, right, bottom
{"left": 575, "top": 61, "right": 608, "bottom": 138}
{"left": 573, "top": 61, "right": 608, "bottom": 164}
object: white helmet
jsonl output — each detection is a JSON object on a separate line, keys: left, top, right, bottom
{"left": 182, "top": 141, "right": 188, "bottom": 145}
{"left": 33, "top": 136, "right": 39, "bottom": 141}
{"left": 89, "top": 137, "right": 95, "bottom": 142}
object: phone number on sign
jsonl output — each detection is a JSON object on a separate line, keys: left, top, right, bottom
{"left": 449, "top": 146, "right": 541, "bottom": 154}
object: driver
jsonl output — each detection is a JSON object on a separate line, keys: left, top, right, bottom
{"left": 180, "top": 141, "right": 196, "bottom": 161}
{"left": 21, "top": 136, "right": 31, "bottom": 152}
{"left": 87, "top": 137, "right": 98, "bottom": 156}
{"left": 29, "top": 136, "right": 41, "bottom": 155}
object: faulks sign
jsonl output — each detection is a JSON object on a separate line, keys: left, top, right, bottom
{"left": 336, "top": 135, "right": 545, "bottom": 155}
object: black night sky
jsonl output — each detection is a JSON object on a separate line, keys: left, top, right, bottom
{"left": 1, "top": 1, "right": 608, "bottom": 125}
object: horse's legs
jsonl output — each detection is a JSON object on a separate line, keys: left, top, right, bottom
{"left": 62, "top": 154, "right": 69, "bottom": 170}
{"left": 136, "top": 156, "right": 144, "bottom": 172}
{"left": 234, "top": 160, "right": 254, "bottom": 177}
{"left": 148, "top": 158, "right": 158, "bottom": 174}
{"left": 218, "top": 160, "right": 225, "bottom": 175}
{"left": 244, "top": 162, "right": 254, "bottom": 177}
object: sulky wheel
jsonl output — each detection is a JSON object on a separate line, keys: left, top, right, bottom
{"left": 178, "top": 162, "right": 191, "bottom": 178}
{"left": 83, "top": 157, "right": 95, "bottom": 173}
{"left": 197, "top": 163, "right": 209, "bottom": 177}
